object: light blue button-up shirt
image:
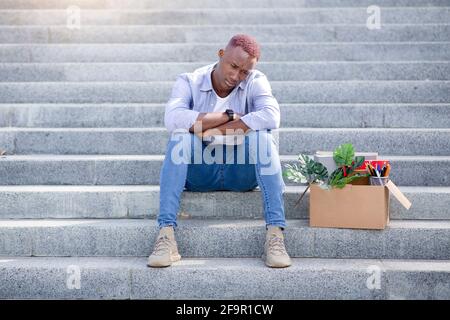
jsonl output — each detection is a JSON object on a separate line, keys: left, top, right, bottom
{"left": 164, "top": 62, "right": 280, "bottom": 133}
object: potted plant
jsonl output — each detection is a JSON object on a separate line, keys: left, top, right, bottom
{"left": 283, "top": 143, "right": 369, "bottom": 207}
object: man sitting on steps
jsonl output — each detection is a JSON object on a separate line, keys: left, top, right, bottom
{"left": 148, "top": 34, "right": 292, "bottom": 268}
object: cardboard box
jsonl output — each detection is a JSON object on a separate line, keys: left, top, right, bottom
{"left": 309, "top": 182, "right": 390, "bottom": 230}
{"left": 309, "top": 149, "right": 411, "bottom": 230}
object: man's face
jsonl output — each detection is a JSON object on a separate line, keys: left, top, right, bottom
{"left": 215, "top": 46, "right": 257, "bottom": 91}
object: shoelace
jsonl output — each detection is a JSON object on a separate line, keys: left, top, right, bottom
{"left": 267, "top": 235, "right": 287, "bottom": 256}
{"left": 152, "top": 235, "right": 172, "bottom": 256}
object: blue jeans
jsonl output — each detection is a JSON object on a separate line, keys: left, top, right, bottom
{"left": 157, "top": 130, "right": 286, "bottom": 229}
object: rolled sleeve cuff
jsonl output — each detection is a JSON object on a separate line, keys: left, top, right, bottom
{"left": 166, "top": 109, "right": 200, "bottom": 133}
{"left": 185, "top": 110, "right": 200, "bottom": 130}
{"left": 240, "top": 114, "right": 257, "bottom": 131}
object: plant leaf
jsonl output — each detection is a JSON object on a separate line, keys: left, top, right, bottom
{"left": 352, "top": 156, "right": 365, "bottom": 170}
{"left": 282, "top": 154, "right": 328, "bottom": 186}
{"left": 333, "top": 143, "right": 355, "bottom": 167}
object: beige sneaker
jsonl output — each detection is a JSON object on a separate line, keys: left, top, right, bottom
{"left": 147, "top": 226, "right": 181, "bottom": 268}
{"left": 262, "top": 226, "right": 292, "bottom": 268}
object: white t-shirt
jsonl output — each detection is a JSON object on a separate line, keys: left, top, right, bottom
{"left": 212, "top": 91, "right": 231, "bottom": 112}
{"left": 205, "top": 91, "right": 244, "bottom": 145}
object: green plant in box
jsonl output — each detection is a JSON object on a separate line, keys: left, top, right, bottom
{"left": 283, "top": 143, "right": 369, "bottom": 207}
{"left": 328, "top": 143, "right": 367, "bottom": 189}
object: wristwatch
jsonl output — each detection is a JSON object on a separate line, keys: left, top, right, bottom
{"left": 225, "top": 109, "right": 235, "bottom": 121}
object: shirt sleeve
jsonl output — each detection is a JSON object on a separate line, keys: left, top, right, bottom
{"left": 164, "top": 74, "right": 200, "bottom": 133}
{"left": 240, "top": 75, "right": 280, "bottom": 131}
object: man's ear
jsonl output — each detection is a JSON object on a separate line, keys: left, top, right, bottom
{"left": 218, "top": 49, "right": 224, "bottom": 58}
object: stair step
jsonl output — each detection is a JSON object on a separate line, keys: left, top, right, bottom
{"left": 1, "top": 0, "right": 449, "bottom": 9}
{"left": 1, "top": 62, "right": 449, "bottom": 81}
{"left": 1, "top": 81, "right": 449, "bottom": 103}
{"left": 1, "top": 8, "right": 449, "bottom": 25}
{"left": 0, "top": 219, "right": 449, "bottom": 259}
{"left": 1, "top": 25, "right": 449, "bottom": 44}
{"left": 0, "top": 185, "right": 448, "bottom": 220}
{"left": 0, "top": 127, "right": 448, "bottom": 156}
{"left": 0, "top": 0, "right": 448, "bottom": 302}
{"left": 1, "top": 103, "right": 449, "bottom": 128}
{"left": 0, "top": 154, "right": 448, "bottom": 186}
{"left": 0, "top": 256, "right": 449, "bottom": 299}
{"left": 2, "top": 43, "right": 449, "bottom": 62}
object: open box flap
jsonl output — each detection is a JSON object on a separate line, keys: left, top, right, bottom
{"left": 386, "top": 180, "right": 412, "bottom": 210}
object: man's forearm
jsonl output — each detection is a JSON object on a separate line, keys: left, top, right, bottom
{"left": 203, "top": 119, "right": 251, "bottom": 136}
{"left": 189, "top": 112, "right": 229, "bottom": 133}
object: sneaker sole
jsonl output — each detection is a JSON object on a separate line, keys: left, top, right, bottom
{"left": 147, "top": 253, "right": 181, "bottom": 268}
{"left": 261, "top": 254, "right": 292, "bottom": 268}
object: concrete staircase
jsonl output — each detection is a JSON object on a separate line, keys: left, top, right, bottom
{"left": 0, "top": 0, "right": 449, "bottom": 299}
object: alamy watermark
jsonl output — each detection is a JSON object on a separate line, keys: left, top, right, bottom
{"left": 168, "top": 125, "right": 281, "bottom": 176}
{"left": 367, "top": 5, "right": 381, "bottom": 30}
{"left": 66, "top": 265, "right": 81, "bottom": 290}
{"left": 366, "top": 265, "right": 382, "bottom": 290}
{"left": 66, "top": 6, "right": 81, "bottom": 30}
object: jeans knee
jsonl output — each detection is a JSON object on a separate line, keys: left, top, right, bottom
{"left": 246, "top": 130, "right": 272, "bottom": 148}
{"left": 246, "top": 130, "right": 274, "bottom": 160}
{"left": 246, "top": 129, "right": 269, "bottom": 139}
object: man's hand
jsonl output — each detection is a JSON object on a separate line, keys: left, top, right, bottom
{"left": 233, "top": 113, "right": 243, "bottom": 121}
{"left": 189, "top": 111, "right": 229, "bottom": 133}
{"left": 202, "top": 128, "right": 223, "bottom": 138}
{"left": 203, "top": 117, "right": 250, "bottom": 137}
{"left": 193, "top": 113, "right": 246, "bottom": 139}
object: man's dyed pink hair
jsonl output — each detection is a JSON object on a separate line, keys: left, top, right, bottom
{"left": 226, "top": 34, "right": 261, "bottom": 61}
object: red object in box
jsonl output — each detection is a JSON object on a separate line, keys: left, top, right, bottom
{"left": 356, "top": 160, "right": 390, "bottom": 171}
